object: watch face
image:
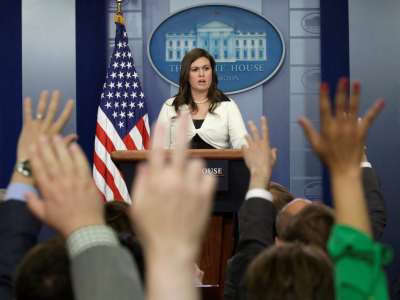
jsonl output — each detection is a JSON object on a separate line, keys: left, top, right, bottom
{"left": 17, "top": 159, "right": 32, "bottom": 177}
{"left": 22, "top": 160, "right": 31, "bottom": 172}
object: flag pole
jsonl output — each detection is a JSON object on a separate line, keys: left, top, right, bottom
{"left": 116, "top": 0, "right": 122, "bottom": 13}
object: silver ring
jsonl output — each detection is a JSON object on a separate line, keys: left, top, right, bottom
{"left": 36, "top": 114, "right": 44, "bottom": 120}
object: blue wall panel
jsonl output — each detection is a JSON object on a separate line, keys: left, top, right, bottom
{"left": 320, "top": 0, "right": 350, "bottom": 206}
{"left": 76, "top": 0, "right": 108, "bottom": 165}
{"left": 0, "top": 1, "right": 22, "bottom": 188}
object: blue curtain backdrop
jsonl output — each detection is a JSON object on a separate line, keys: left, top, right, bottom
{"left": 76, "top": 0, "right": 108, "bottom": 166}
{"left": 0, "top": 1, "right": 23, "bottom": 188}
{"left": 320, "top": 0, "right": 350, "bottom": 206}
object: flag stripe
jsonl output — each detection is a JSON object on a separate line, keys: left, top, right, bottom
{"left": 136, "top": 117, "right": 151, "bottom": 150}
{"left": 122, "top": 133, "right": 138, "bottom": 151}
{"left": 94, "top": 135, "right": 131, "bottom": 203}
{"left": 96, "top": 122, "right": 117, "bottom": 154}
{"left": 129, "top": 126, "right": 144, "bottom": 150}
{"left": 95, "top": 121, "right": 124, "bottom": 178}
{"left": 93, "top": 165, "right": 112, "bottom": 201}
{"left": 93, "top": 149, "right": 123, "bottom": 201}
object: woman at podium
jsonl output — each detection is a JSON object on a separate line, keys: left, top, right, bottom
{"left": 157, "top": 49, "right": 248, "bottom": 149}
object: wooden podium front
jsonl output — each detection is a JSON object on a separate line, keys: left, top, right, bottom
{"left": 111, "top": 149, "right": 249, "bottom": 300}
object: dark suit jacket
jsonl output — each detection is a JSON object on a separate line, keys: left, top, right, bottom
{"left": 223, "top": 167, "right": 386, "bottom": 300}
{"left": 223, "top": 198, "right": 276, "bottom": 300}
{"left": 0, "top": 199, "right": 144, "bottom": 300}
{"left": 363, "top": 167, "right": 387, "bottom": 241}
{"left": 0, "top": 200, "right": 42, "bottom": 300}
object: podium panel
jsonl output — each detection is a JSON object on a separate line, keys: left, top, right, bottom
{"left": 111, "top": 149, "right": 247, "bottom": 300}
{"left": 111, "top": 149, "right": 250, "bottom": 212}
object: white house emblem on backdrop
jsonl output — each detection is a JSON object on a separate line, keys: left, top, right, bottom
{"left": 148, "top": 4, "right": 285, "bottom": 94}
{"left": 165, "top": 19, "right": 267, "bottom": 63}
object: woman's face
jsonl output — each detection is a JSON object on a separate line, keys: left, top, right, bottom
{"left": 188, "top": 56, "right": 212, "bottom": 95}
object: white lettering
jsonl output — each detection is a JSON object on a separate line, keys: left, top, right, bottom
{"left": 201, "top": 168, "right": 224, "bottom": 175}
{"left": 218, "top": 76, "right": 239, "bottom": 81}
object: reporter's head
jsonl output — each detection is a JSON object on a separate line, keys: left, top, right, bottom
{"left": 276, "top": 198, "right": 311, "bottom": 239}
{"left": 14, "top": 237, "right": 73, "bottom": 300}
{"left": 105, "top": 200, "right": 135, "bottom": 236}
{"left": 282, "top": 203, "right": 335, "bottom": 251}
{"left": 269, "top": 182, "right": 294, "bottom": 212}
{"left": 246, "top": 241, "right": 334, "bottom": 300}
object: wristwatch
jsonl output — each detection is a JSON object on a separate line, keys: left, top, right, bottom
{"left": 14, "top": 159, "right": 32, "bottom": 177}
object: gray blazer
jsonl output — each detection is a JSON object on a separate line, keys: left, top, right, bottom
{"left": 71, "top": 245, "right": 144, "bottom": 300}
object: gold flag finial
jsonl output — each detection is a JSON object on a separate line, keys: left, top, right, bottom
{"left": 115, "top": 0, "right": 125, "bottom": 25}
{"left": 117, "top": 0, "right": 122, "bottom": 13}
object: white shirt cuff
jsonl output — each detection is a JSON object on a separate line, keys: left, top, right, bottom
{"left": 245, "top": 189, "right": 273, "bottom": 202}
{"left": 361, "top": 162, "right": 372, "bottom": 168}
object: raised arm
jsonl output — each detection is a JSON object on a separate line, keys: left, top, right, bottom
{"left": 299, "top": 79, "right": 384, "bottom": 235}
{"left": 25, "top": 134, "right": 143, "bottom": 300}
{"left": 130, "top": 115, "right": 217, "bottom": 300}
{"left": 227, "top": 117, "right": 277, "bottom": 300}
{"left": 0, "top": 91, "right": 74, "bottom": 300}
{"left": 299, "top": 78, "right": 390, "bottom": 300}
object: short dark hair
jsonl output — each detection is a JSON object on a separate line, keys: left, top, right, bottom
{"left": 282, "top": 203, "right": 335, "bottom": 251}
{"left": 105, "top": 200, "right": 135, "bottom": 236}
{"left": 172, "top": 48, "right": 223, "bottom": 116}
{"left": 14, "top": 236, "right": 73, "bottom": 300}
{"left": 246, "top": 241, "right": 334, "bottom": 300}
{"left": 14, "top": 234, "right": 145, "bottom": 300}
{"left": 269, "top": 182, "right": 294, "bottom": 213}
{"left": 275, "top": 208, "right": 292, "bottom": 239}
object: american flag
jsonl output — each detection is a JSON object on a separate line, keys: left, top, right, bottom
{"left": 93, "top": 14, "right": 150, "bottom": 203}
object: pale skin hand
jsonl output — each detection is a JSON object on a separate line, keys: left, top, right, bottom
{"left": 298, "top": 78, "right": 384, "bottom": 236}
{"left": 194, "top": 263, "right": 204, "bottom": 283}
{"left": 241, "top": 116, "right": 277, "bottom": 191}
{"left": 130, "top": 115, "right": 217, "bottom": 300}
{"left": 11, "top": 90, "right": 76, "bottom": 186}
{"left": 25, "top": 135, "right": 104, "bottom": 239}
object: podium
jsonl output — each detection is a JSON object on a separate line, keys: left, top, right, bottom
{"left": 111, "top": 149, "right": 249, "bottom": 300}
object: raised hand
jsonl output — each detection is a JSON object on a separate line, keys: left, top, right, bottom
{"left": 131, "top": 115, "right": 217, "bottom": 255}
{"left": 130, "top": 115, "right": 217, "bottom": 300}
{"left": 298, "top": 78, "right": 385, "bottom": 236}
{"left": 298, "top": 78, "right": 384, "bottom": 177}
{"left": 17, "top": 90, "right": 75, "bottom": 161}
{"left": 241, "top": 116, "right": 277, "bottom": 190}
{"left": 25, "top": 135, "right": 104, "bottom": 238}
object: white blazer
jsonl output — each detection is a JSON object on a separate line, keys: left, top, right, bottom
{"left": 157, "top": 97, "right": 248, "bottom": 149}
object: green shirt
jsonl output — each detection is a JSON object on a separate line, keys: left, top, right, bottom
{"left": 328, "top": 225, "right": 392, "bottom": 300}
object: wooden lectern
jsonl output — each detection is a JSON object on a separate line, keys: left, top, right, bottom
{"left": 111, "top": 149, "right": 249, "bottom": 300}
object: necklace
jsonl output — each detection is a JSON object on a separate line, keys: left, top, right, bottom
{"left": 193, "top": 98, "right": 208, "bottom": 104}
